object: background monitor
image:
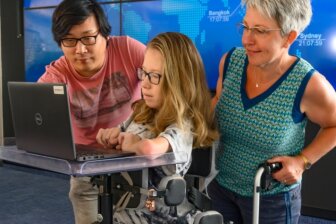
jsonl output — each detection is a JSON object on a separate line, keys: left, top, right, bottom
{"left": 24, "top": 0, "right": 335, "bottom": 90}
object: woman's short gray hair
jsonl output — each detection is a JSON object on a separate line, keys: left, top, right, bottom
{"left": 242, "top": 0, "right": 312, "bottom": 35}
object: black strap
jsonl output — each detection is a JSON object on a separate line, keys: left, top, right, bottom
{"left": 187, "top": 187, "right": 212, "bottom": 211}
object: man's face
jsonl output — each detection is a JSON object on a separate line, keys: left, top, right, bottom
{"left": 60, "top": 15, "right": 107, "bottom": 77}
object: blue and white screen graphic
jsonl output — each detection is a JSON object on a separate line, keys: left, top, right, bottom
{"left": 24, "top": 0, "right": 335, "bottom": 90}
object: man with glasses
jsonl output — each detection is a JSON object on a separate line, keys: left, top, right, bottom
{"left": 38, "top": 0, "right": 145, "bottom": 223}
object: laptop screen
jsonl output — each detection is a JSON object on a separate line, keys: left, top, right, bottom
{"left": 8, "top": 82, "right": 77, "bottom": 160}
{"left": 8, "top": 81, "right": 135, "bottom": 161}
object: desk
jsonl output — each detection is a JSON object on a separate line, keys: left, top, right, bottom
{"left": 0, "top": 146, "right": 188, "bottom": 223}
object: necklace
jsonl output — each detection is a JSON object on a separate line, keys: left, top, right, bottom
{"left": 254, "top": 69, "right": 260, "bottom": 88}
{"left": 254, "top": 69, "right": 281, "bottom": 88}
{"left": 250, "top": 66, "right": 261, "bottom": 88}
{"left": 251, "top": 57, "right": 293, "bottom": 88}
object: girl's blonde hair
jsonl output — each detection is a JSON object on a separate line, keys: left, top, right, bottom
{"left": 132, "top": 32, "right": 218, "bottom": 147}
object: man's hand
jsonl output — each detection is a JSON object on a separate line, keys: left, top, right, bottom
{"left": 96, "top": 127, "right": 121, "bottom": 148}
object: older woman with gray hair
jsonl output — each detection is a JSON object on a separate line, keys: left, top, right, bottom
{"left": 209, "top": 0, "right": 336, "bottom": 223}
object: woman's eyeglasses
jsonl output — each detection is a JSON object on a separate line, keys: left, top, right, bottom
{"left": 237, "top": 23, "right": 282, "bottom": 37}
{"left": 137, "top": 68, "right": 162, "bottom": 85}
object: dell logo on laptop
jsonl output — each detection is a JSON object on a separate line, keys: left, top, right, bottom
{"left": 34, "top": 113, "right": 43, "bottom": 126}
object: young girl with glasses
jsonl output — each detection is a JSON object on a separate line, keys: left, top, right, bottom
{"left": 96, "top": 32, "right": 218, "bottom": 224}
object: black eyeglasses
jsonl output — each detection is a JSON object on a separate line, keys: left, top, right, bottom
{"left": 137, "top": 68, "right": 162, "bottom": 85}
{"left": 237, "top": 23, "right": 282, "bottom": 37}
{"left": 60, "top": 32, "right": 100, "bottom": 47}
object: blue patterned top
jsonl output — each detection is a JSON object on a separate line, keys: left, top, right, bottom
{"left": 215, "top": 47, "right": 315, "bottom": 196}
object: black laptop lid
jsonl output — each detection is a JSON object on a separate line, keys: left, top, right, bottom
{"left": 8, "top": 82, "right": 77, "bottom": 160}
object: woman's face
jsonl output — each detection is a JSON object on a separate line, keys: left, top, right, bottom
{"left": 140, "top": 48, "right": 164, "bottom": 109}
{"left": 242, "top": 7, "right": 288, "bottom": 67}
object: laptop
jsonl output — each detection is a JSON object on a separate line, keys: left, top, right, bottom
{"left": 7, "top": 81, "right": 135, "bottom": 161}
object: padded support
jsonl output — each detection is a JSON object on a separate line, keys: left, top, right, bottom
{"left": 193, "top": 211, "right": 223, "bottom": 224}
{"left": 187, "top": 147, "right": 212, "bottom": 176}
{"left": 187, "top": 143, "right": 219, "bottom": 192}
{"left": 158, "top": 174, "right": 186, "bottom": 206}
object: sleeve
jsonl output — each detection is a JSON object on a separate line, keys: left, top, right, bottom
{"left": 159, "top": 122, "right": 193, "bottom": 176}
{"left": 119, "top": 116, "right": 133, "bottom": 131}
{"left": 125, "top": 36, "right": 146, "bottom": 70}
{"left": 38, "top": 70, "right": 63, "bottom": 83}
{"left": 37, "top": 58, "right": 68, "bottom": 84}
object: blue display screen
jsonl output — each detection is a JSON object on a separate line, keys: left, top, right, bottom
{"left": 24, "top": 0, "right": 335, "bottom": 90}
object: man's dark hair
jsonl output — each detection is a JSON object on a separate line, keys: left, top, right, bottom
{"left": 52, "top": 0, "right": 111, "bottom": 46}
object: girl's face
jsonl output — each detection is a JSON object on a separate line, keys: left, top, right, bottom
{"left": 140, "top": 48, "right": 164, "bottom": 109}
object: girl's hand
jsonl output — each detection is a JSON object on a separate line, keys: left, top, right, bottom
{"left": 96, "top": 127, "right": 121, "bottom": 148}
{"left": 117, "top": 132, "right": 141, "bottom": 152}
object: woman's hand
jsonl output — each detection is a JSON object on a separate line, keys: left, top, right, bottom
{"left": 96, "top": 127, "right": 121, "bottom": 148}
{"left": 267, "top": 155, "right": 305, "bottom": 185}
